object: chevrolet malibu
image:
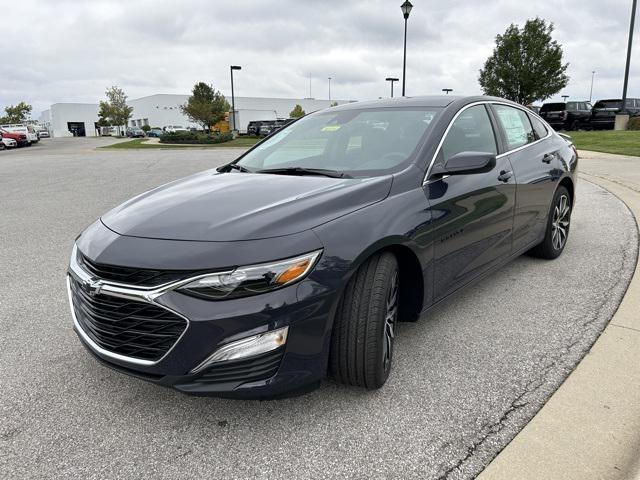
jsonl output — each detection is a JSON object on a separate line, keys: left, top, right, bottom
{"left": 68, "top": 96, "right": 578, "bottom": 398}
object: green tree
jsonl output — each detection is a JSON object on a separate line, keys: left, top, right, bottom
{"left": 290, "top": 104, "right": 305, "bottom": 118}
{"left": 478, "top": 18, "right": 569, "bottom": 105}
{"left": 101, "top": 86, "right": 133, "bottom": 136}
{"left": 97, "top": 100, "right": 114, "bottom": 127}
{"left": 0, "top": 102, "right": 33, "bottom": 123}
{"left": 180, "top": 82, "right": 230, "bottom": 132}
{"left": 330, "top": 101, "right": 339, "bottom": 107}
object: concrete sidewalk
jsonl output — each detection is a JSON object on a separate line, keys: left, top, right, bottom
{"left": 479, "top": 151, "right": 640, "bottom": 480}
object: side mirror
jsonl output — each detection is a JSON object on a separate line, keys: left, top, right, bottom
{"left": 434, "top": 151, "right": 496, "bottom": 176}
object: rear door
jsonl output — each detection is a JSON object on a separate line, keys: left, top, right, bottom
{"left": 425, "top": 104, "right": 516, "bottom": 301}
{"left": 491, "top": 104, "right": 560, "bottom": 253}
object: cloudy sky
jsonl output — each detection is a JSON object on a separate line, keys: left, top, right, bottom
{"left": 1, "top": 0, "right": 637, "bottom": 115}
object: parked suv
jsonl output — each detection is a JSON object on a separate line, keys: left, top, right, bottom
{"left": 126, "top": 127, "right": 146, "bottom": 138}
{"left": 591, "top": 99, "right": 640, "bottom": 130}
{"left": 539, "top": 101, "right": 592, "bottom": 131}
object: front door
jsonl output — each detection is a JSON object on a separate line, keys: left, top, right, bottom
{"left": 424, "top": 104, "right": 516, "bottom": 301}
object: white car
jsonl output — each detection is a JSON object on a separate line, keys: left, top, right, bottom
{"left": 164, "top": 125, "right": 188, "bottom": 133}
{"left": 1, "top": 136, "right": 18, "bottom": 148}
{"left": 0, "top": 124, "right": 38, "bottom": 144}
{"left": 37, "top": 129, "right": 50, "bottom": 138}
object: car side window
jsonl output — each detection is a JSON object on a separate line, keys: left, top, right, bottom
{"left": 493, "top": 105, "right": 535, "bottom": 150}
{"left": 529, "top": 114, "right": 548, "bottom": 140}
{"left": 441, "top": 105, "right": 497, "bottom": 161}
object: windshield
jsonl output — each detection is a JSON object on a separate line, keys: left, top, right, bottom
{"left": 594, "top": 100, "right": 622, "bottom": 109}
{"left": 540, "top": 103, "right": 566, "bottom": 112}
{"left": 237, "top": 107, "right": 441, "bottom": 177}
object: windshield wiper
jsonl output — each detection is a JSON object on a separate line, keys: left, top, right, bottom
{"left": 217, "top": 163, "right": 253, "bottom": 173}
{"left": 255, "top": 167, "right": 351, "bottom": 178}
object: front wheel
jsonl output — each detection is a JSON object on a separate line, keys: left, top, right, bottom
{"left": 529, "top": 186, "right": 572, "bottom": 259}
{"left": 329, "top": 252, "right": 399, "bottom": 389}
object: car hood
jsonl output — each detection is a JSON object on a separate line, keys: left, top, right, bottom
{"left": 101, "top": 170, "right": 393, "bottom": 241}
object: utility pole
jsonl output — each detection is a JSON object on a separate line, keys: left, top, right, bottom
{"left": 589, "top": 71, "right": 596, "bottom": 103}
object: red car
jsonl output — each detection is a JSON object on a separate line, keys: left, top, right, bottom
{"left": 0, "top": 128, "right": 29, "bottom": 147}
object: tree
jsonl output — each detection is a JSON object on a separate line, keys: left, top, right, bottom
{"left": 330, "top": 101, "right": 339, "bottom": 107}
{"left": 478, "top": 18, "right": 569, "bottom": 105}
{"left": 0, "top": 102, "right": 33, "bottom": 123}
{"left": 290, "top": 104, "right": 305, "bottom": 118}
{"left": 101, "top": 86, "right": 133, "bottom": 136}
{"left": 180, "top": 82, "right": 230, "bottom": 132}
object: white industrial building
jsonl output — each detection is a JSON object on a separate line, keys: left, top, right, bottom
{"left": 39, "top": 94, "right": 353, "bottom": 137}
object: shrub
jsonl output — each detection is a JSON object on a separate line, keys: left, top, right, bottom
{"left": 159, "top": 131, "right": 233, "bottom": 144}
{"left": 141, "top": 125, "right": 151, "bottom": 132}
{"left": 627, "top": 117, "right": 640, "bottom": 131}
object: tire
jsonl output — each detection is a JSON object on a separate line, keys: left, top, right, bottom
{"left": 529, "top": 186, "right": 572, "bottom": 259}
{"left": 569, "top": 120, "right": 579, "bottom": 131}
{"left": 329, "top": 252, "right": 399, "bottom": 389}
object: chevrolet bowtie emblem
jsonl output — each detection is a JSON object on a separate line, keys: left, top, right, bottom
{"left": 83, "top": 278, "right": 103, "bottom": 297}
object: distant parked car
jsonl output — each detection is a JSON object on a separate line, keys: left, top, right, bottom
{"left": 591, "top": 98, "right": 640, "bottom": 130}
{"left": 0, "top": 133, "right": 17, "bottom": 149}
{"left": 0, "top": 128, "right": 29, "bottom": 146}
{"left": 146, "top": 128, "right": 163, "bottom": 138}
{"left": 37, "top": 129, "right": 50, "bottom": 139}
{"left": 164, "top": 125, "right": 189, "bottom": 133}
{"left": 258, "top": 120, "right": 279, "bottom": 136}
{"left": 126, "top": 127, "right": 146, "bottom": 138}
{"left": 539, "top": 101, "right": 592, "bottom": 131}
{"left": 247, "top": 121, "right": 265, "bottom": 136}
{"left": 269, "top": 118, "right": 297, "bottom": 134}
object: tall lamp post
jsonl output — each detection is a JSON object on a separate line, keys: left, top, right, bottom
{"left": 622, "top": 0, "right": 637, "bottom": 114}
{"left": 562, "top": 95, "right": 569, "bottom": 102}
{"left": 386, "top": 77, "right": 399, "bottom": 97}
{"left": 442, "top": 88, "right": 453, "bottom": 95}
{"left": 230, "top": 65, "right": 241, "bottom": 134}
{"left": 400, "top": 1, "right": 413, "bottom": 96}
{"left": 589, "top": 70, "right": 596, "bottom": 103}
{"left": 328, "top": 77, "right": 332, "bottom": 104}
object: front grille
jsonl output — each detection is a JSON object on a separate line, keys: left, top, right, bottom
{"left": 70, "top": 276, "right": 187, "bottom": 361}
{"left": 78, "top": 253, "right": 201, "bottom": 288}
{"left": 197, "top": 349, "right": 284, "bottom": 385}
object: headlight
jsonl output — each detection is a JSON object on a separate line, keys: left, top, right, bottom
{"left": 178, "top": 250, "right": 322, "bottom": 300}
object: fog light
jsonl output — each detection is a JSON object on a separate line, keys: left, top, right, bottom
{"left": 190, "top": 326, "right": 289, "bottom": 374}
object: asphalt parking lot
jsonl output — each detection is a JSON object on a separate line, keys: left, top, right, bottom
{"left": 1, "top": 138, "right": 637, "bottom": 480}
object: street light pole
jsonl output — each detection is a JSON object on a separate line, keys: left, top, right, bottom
{"left": 622, "top": 0, "right": 637, "bottom": 113}
{"left": 328, "top": 77, "right": 332, "bottom": 104}
{"left": 400, "top": 1, "right": 413, "bottom": 97}
{"left": 589, "top": 71, "right": 596, "bottom": 103}
{"left": 230, "top": 65, "right": 241, "bottom": 134}
{"left": 562, "top": 95, "right": 569, "bottom": 102}
{"left": 386, "top": 77, "right": 399, "bottom": 97}
{"left": 442, "top": 88, "right": 453, "bottom": 95}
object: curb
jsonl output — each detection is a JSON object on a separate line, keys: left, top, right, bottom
{"left": 477, "top": 173, "right": 640, "bottom": 480}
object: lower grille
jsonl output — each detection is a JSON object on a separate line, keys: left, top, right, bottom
{"left": 69, "top": 276, "right": 187, "bottom": 361}
{"left": 197, "top": 349, "right": 284, "bottom": 385}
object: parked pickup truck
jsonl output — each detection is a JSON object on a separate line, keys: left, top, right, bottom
{"left": 0, "top": 128, "right": 29, "bottom": 147}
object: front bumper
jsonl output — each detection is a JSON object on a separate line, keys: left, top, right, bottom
{"left": 68, "top": 227, "right": 339, "bottom": 398}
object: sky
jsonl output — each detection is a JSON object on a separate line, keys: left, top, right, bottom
{"left": 1, "top": 0, "right": 638, "bottom": 116}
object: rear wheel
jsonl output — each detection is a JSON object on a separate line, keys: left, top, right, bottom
{"left": 529, "top": 186, "right": 571, "bottom": 259}
{"left": 329, "top": 252, "right": 399, "bottom": 389}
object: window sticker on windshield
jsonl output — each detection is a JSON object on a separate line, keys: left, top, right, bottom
{"left": 321, "top": 125, "right": 341, "bottom": 132}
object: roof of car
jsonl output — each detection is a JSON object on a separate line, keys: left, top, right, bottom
{"left": 328, "top": 95, "right": 519, "bottom": 111}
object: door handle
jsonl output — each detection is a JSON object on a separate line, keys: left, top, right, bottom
{"left": 542, "top": 153, "right": 555, "bottom": 163}
{"left": 498, "top": 170, "right": 513, "bottom": 182}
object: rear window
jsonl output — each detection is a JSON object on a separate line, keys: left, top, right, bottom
{"left": 540, "top": 103, "right": 566, "bottom": 112}
{"left": 594, "top": 100, "right": 622, "bottom": 109}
